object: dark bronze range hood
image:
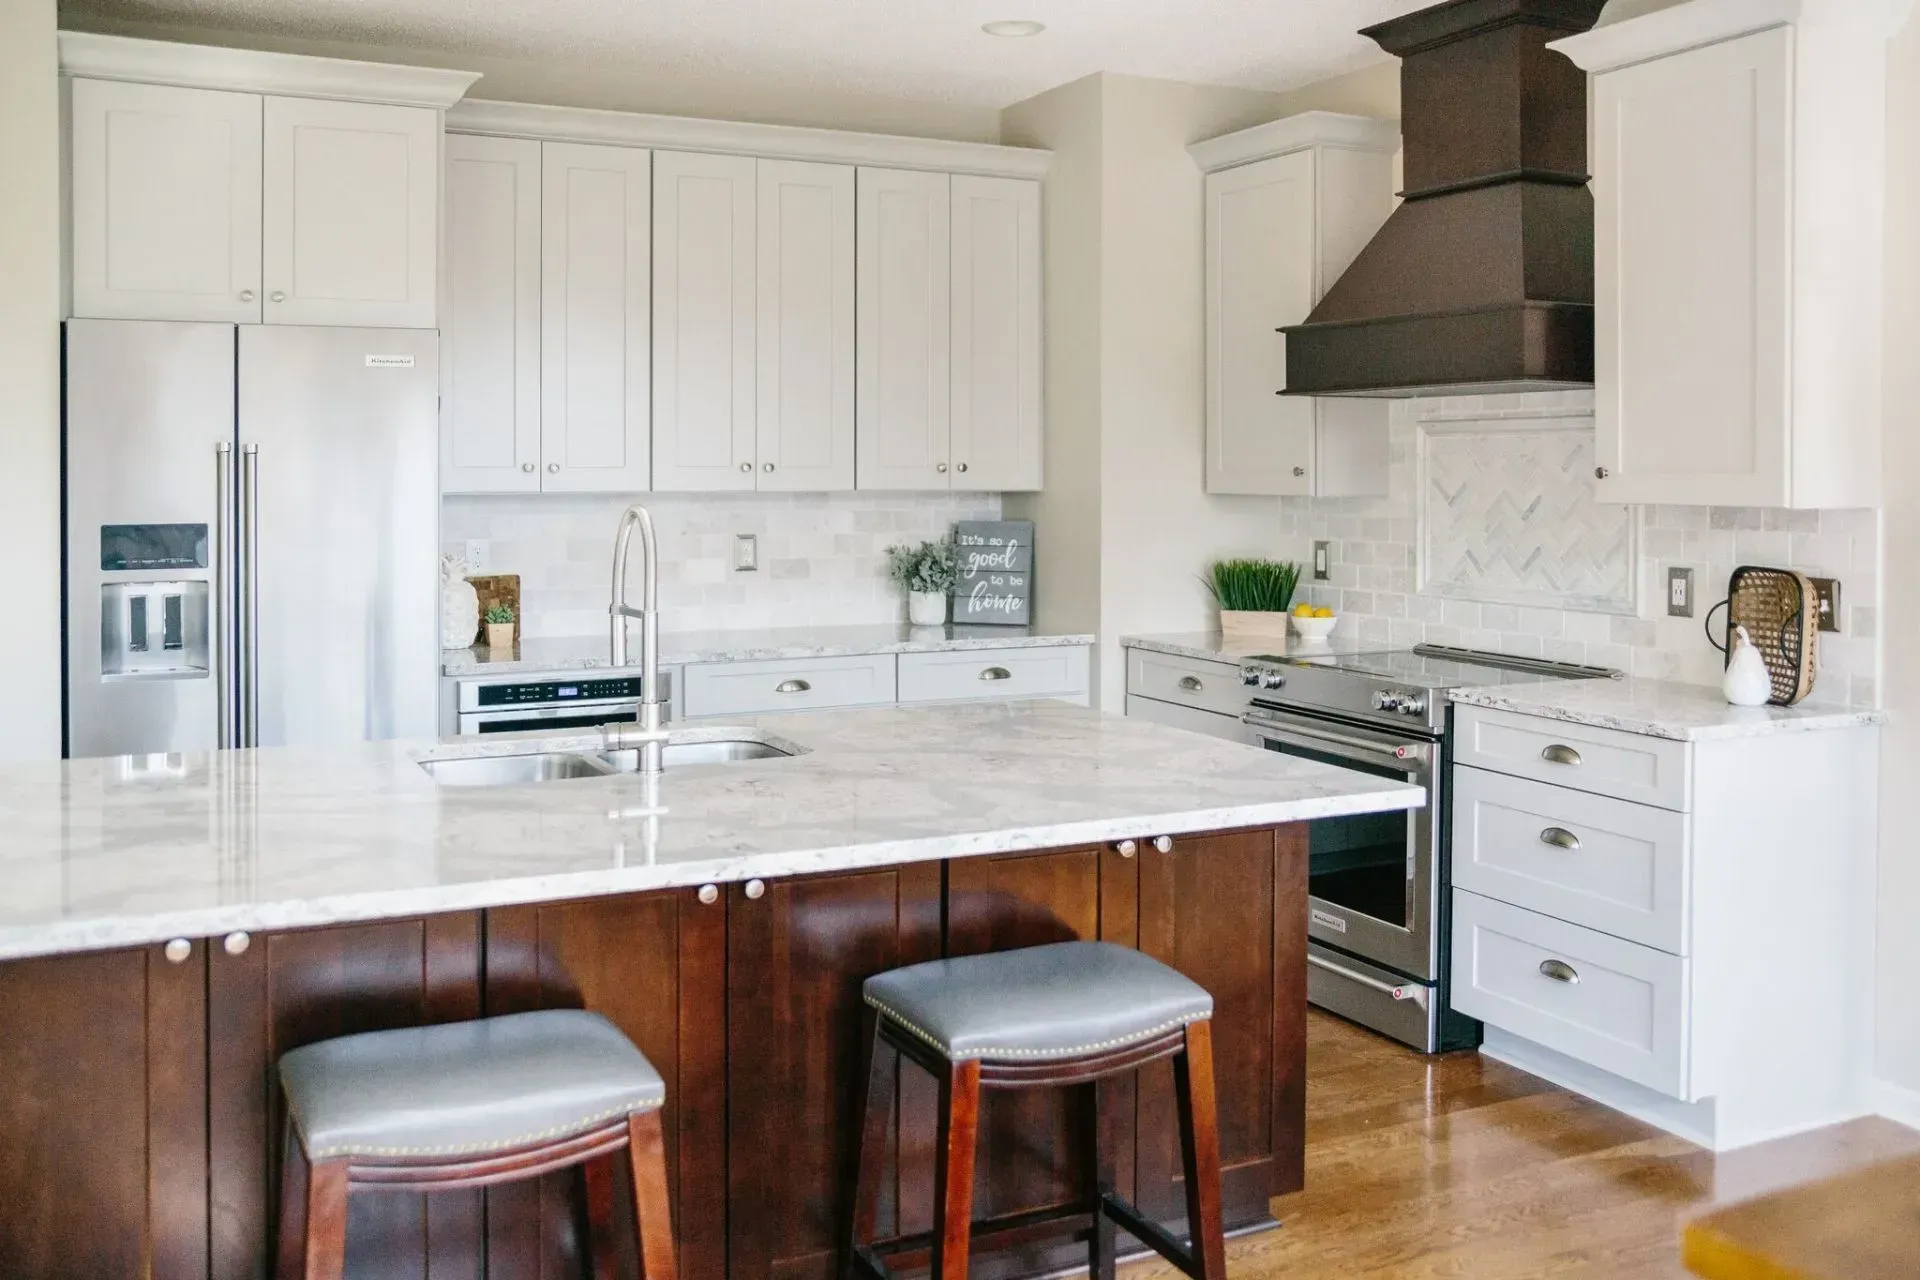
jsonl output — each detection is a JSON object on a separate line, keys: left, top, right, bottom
{"left": 1282, "top": 0, "right": 1608, "bottom": 398}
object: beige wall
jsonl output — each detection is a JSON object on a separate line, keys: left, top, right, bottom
{"left": 59, "top": 14, "right": 1003, "bottom": 143}
{"left": 1878, "top": 13, "right": 1920, "bottom": 1104}
{"left": 1267, "top": 59, "right": 1400, "bottom": 119}
{"left": 0, "top": 0, "right": 62, "bottom": 762}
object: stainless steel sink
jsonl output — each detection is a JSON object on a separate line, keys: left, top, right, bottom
{"left": 599, "top": 738, "right": 794, "bottom": 771}
{"left": 419, "top": 752, "right": 614, "bottom": 787}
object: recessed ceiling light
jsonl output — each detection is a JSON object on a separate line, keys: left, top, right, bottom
{"left": 982, "top": 19, "right": 1046, "bottom": 37}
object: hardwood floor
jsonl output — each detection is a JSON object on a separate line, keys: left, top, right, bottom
{"left": 1127, "top": 1010, "right": 1920, "bottom": 1280}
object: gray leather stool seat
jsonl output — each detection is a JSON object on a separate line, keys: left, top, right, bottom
{"left": 278, "top": 1009, "right": 665, "bottom": 1161}
{"left": 862, "top": 940, "right": 1213, "bottom": 1063}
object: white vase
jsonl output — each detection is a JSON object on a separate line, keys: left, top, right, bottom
{"left": 441, "top": 555, "right": 481, "bottom": 649}
{"left": 909, "top": 590, "right": 948, "bottom": 627}
{"left": 1722, "top": 625, "right": 1773, "bottom": 706}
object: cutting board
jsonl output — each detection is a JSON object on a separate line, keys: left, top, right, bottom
{"left": 466, "top": 574, "right": 521, "bottom": 647}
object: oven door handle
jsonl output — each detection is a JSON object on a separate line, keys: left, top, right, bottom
{"left": 1244, "top": 712, "right": 1429, "bottom": 767}
{"left": 1308, "top": 953, "right": 1430, "bottom": 1011}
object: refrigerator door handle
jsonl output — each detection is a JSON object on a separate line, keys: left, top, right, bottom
{"left": 241, "top": 443, "right": 260, "bottom": 748}
{"left": 215, "top": 442, "right": 236, "bottom": 749}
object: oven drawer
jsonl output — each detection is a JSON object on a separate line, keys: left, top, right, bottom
{"left": 682, "top": 653, "right": 896, "bottom": 718}
{"left": 1124, "top": 648, "right": 1245, "bottom": 718}
{"left": 1454, "top": 705, "right": 1691, "bottom": 811}
{"left": 1452, "top": 889, "right": 1690, "bottom": 1098}
{"left": 898, "top": 645, "right": 1089, "bottom": 705}
{"left": 1453, "top": 766, "right": 1691, "bottom": 954}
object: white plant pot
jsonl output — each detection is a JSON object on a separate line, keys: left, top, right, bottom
{"left": 909, "top": 590, "right": 948, "bottom": 627}
{"left": 441, "top": 568, "right": 480, "bottom": 649}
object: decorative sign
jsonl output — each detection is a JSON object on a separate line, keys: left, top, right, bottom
{"left": 951, "top": 520, "right": 1033, "bottom": 626}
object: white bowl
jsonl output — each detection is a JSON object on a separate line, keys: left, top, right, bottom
{"left": 1290, "top": 613, "right": 1338, "bottom": 641}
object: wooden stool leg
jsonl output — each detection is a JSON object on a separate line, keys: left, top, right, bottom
{"left": 1172, "top": 1021, "right": 1227, "bottom": 1280}
{"left": 627, "top": 1108, "right": 680, "bottom": 1280}
{"left": 301, "top": 1158, "right": 351, "bottom": 1280}
{"left": 931, "top": 1058, "right": 982, "bottom": 1280}
{"left": 583, "top": 1153, "right": 619, "bottom": 1280}
{"left": 1080, "top": 1080, "right": 1116, "bottom": 1280}
{"left": 845, "top": 1005, "right": 895, "bottom": 1280}
{"left": 274, "top": 1116, "right": 310, "bottom": 1280}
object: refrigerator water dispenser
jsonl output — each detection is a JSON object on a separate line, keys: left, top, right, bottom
{"left": 100, "top": 581, "right": 210, "bottom": 680}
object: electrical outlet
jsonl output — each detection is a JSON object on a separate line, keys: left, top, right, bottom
{"left": 463, "top": 539, "right": 489, "bottom": 574}
{"left": 1809, "top": 577, "right": 1842, "bottom": 632}
{"left": 1667, "top": 566, "right": 1694, "bottom": 618}
{"left": 734, "top": 533, "right": 758, "bottom": 572}
{"left": 1313, "top": 541, "right": 1332, "bottom": 581}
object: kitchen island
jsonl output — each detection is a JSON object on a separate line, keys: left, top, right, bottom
{"left": 0, "top": 701, "right": 1420, "bottom": 1280}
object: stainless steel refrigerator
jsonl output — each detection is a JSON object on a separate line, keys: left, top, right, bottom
{"left": 65, "top": 319, "right": 440, "bottom": 758}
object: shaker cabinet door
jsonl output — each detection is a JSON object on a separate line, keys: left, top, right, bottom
{"left": 652, "top": 151, "right": 758, "bottom": 492}
{"left": 69, "top": 77, "right": 263, "bottom": 323}
{"left": 949, "top": 175, "right": 1042, "bottom": 492}
{"left": 540, "top": 141, "right": 653, "bottom": 493}
{"left": 855, "top": 167, "right": 951, "bottom": 491}
{"left": 756, "top": 158, "right": 856, "bottom": 492}
{"left": 442, "top": 134, "right": 543, "bottom": 493}
{"left": 261, "top": 96, "right": 438, "bottom": 328}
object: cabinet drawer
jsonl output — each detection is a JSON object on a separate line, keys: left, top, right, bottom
{"left": 1452, "top": 890, "right": 1690, "bottom": 1098}
{"left": 683, "top": 654, "right": 896, "bottom": 718}
{"left": 1124, "top": 648, "right": 1245, "bottom": 719}
{"left": 1454, "top": 705, "right": 1691, "bottom": 811}
{"left": 898, "top": 646, "right": 1089, "bottom": 705}
{"left": 1125, "top": 694, "right": 1251, "bottom": 745}
{"left": 1453, "top": 767, "right": 1690, "bottom": 954}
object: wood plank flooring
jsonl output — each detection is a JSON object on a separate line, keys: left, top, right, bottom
{"left": 1130, "top": 1010, "right": 1920, "bottom": 1280}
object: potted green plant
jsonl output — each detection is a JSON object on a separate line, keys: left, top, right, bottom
{"left": 484, "top": 603, "right": 517, "bottom": 652}
{"left": 886, "top": 539, "right": 959, "bottom": 627}
{"left": 1205, "top": 557, "right": 1304, "bottom": 646}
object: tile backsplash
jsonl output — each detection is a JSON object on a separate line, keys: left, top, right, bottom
{"left": 443, "top": 491, "right": 1003, "bottom": 639}
{"left": 1283, "top": 392, "right": 1881, "bottom": 704}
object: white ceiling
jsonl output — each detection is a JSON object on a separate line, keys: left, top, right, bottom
{"left": 59, "top": 0, "right": 1424, "bottom": 110}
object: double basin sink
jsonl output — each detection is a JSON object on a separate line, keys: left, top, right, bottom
{"left": 421, "top": 733, "right": 793, "bottom": 788}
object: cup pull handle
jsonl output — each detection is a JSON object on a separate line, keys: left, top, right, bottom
{"left": 1539, "top": 827, "right": 1582, "bottom": 851}
{"left": 980, "top": 666, "right": 1012, "bottom": 681}
{"left": 776, "top": 679, "right": 811, "bottom": 694}
{"left": 1178, "top": 675, "right": 1203, "bottom": 691}
{"left": 1541, "top": 744, "right": 1583, "bottom": 766}
{"left": 1538, "top": 959, "right": 1580, "bottom": 985}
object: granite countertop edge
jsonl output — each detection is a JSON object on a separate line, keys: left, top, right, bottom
{"left": 445, "top": 627, "right": 1097, "bottom": 677}
{"left": 1448, "top": 681, "right": 1888, "bottom": 742}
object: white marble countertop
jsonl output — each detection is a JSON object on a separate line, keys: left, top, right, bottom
{"left": 1120, "top": 630, "right": 1389, "bottom": 663}
{"left": 0, "top": 702, "right": 1420, "bottom": 962}
{"left": 445, "top": 624, "right": 1095, "bottom": 677}
{"left": 1449, "top": 676, "right": 1887, "bottom": 741}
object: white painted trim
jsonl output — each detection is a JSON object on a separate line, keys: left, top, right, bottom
{"left": 1188, "top": 110, "right": 1401, "bottom": 173}
{"left": 1481, "top": 1028, "right": 1717, "bottom": 1148}
{"left": 57, "top": 31, "right": 480, "bottom": 108}
{"left": 1873, "top": 1078, "right": 1920, "bottom": 1131}
{"left": 1549, "top": 0, "right": 1799, "bottom": 72}
{"left": 448, "top": 98, "right": 1052, "bottom": 179}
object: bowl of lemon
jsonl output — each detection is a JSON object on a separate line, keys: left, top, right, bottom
{"left": 1289, "top": 602, "right": 1338, "bottom": 642}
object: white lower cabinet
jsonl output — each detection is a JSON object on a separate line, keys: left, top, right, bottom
{"left": 898, "top": 645, "right": 1088, "bottom": 706}
{"left": 682, "top": 654, "right": 897, "bottom": 719}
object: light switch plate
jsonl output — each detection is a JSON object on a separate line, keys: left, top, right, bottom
{"left": 734, "top": 534, "right": 758, "bottom": 572}
{"left": 1809, "top": 577, "right": 1842, "bottom": 632}
{"left": 1313, "top": 541, "right": 1331, "bottom": 581}
{"left": 1667, "top": 566, "right": 1693, "bottom": 618}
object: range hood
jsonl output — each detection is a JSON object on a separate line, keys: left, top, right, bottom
{"left": 1282, "top": 0, "right": 1608, "bottom": 398}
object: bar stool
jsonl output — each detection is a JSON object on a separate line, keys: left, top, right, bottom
{"left": 274, "top": 1009, "right": 677, "bottom": 1280}
{"left": 847, "top": 940, "right": 1226, "bottom": 1280}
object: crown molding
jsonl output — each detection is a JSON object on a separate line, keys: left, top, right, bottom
{"left": 1548, "top": 0, "right": 1799, "bottom": 72}
{"left": 1187, "top": 111, "right": 1402, "bottom": 173}
{"left": 57, "top": 31, "right": 481, "bottom": 109}
{"left": 447, "top": 98, "right": 1052, "bottom": 179}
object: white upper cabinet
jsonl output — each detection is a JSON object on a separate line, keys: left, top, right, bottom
{"left": 61, "top": 34, "right": 478, "bottom": 329}
{"left": 1554, "top": 1, "right": 1903, "bottom": 509}
{"left": 756, "top": 159, "right": 856, "bottom": 492}
{"left": 540, "top": 142, "right": 653, "bottom": 493}
{"left": 69, "top": 78, "right": 263, "bottom": 323}
{"left": 652, "top": 151, "right": 758, "bottom": 492}
{"left": 441, "top": 134, "right": 541, "bottom": 493}
{"left": 261, "top": 96, "right": 439, "bottom": 328}
{"left": 857, "top": 167, "right": 952, "bottom": 491}
{"left": 949, "top": 175, "right": 1042, "bottom": 492}
{"left": 1190, "top": 113, "right": 1399, "bottom": 498}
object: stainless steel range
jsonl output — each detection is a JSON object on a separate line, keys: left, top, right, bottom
{"left": 1238, "top": 644, "right": 1618, "bottom": 1052}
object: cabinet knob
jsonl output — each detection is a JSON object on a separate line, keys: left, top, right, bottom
{"left": 740, "top": 462, "right": 752, "bottom": 473}
{"left": 163, "top": 938, "right": 191, "bottom": 964}
{"left": 744, "top": 878, "right": 766, "bottom": 900}
{"left": 763, "top": 462, "right": 775, "bottom": 473}
{"left": 1153, "top": 835, "right": 1173, "bottom": 854}
{"left": 548, "top": 463, "right": 560, "bottom": 473}
{"left": 1293, "top": 466, "right": 1306, "bottom": 477}
{"left": 957, "top": 463, "right": 968, "bottom": 474}
{"left": 521, "top": 462, "right": 535, "bottom": 474}
{"left": 1594, "top": 466, "right": 1610, "bottom": 480}
{"left": 698, "top": 883, "right": 719, "bottom": 905}
{"left": 269, "top": 291, "right": 286, "bottom": 303}
{"left": 1115, "top": 839, "right": 1137, "bottom": 858}
{"left": 238, "top": 289, "right": 255, "bottom": 303}
{"left": 936, "top": 463, "right": 949, "bottom": 474}
{"left": 223, "top": 931, "right": 251, "bottom": 956}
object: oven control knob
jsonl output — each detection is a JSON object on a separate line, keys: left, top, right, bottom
{"left": 1241, "top": 668, "right": 1262, "bottom": 687}
{"left": 1260, "top": 673, "right": 1286, "bottom": 690}
{"left": 1372, "top": 690, "right": 1401, "bottom": 712}
{"left": 1400, "top": 694, "right": 1429, "bottom": 716}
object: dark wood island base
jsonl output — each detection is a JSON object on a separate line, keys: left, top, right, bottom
{"left": 0, "top": 825, "right": 1306, "bottom": 1280}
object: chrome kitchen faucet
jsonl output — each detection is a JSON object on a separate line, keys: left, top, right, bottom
{"left": 605, "top": 503, "right": 670, "bottom": 773}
